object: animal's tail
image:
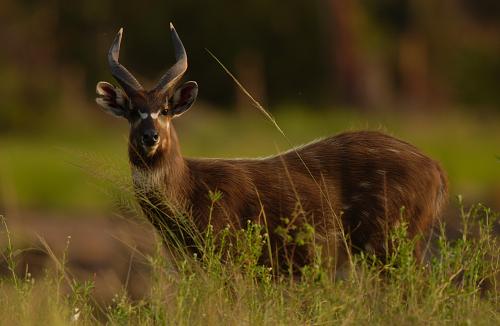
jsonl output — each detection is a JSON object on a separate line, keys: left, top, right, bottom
{"left": 416, "top": 161, "right": 449, "bottom": 262}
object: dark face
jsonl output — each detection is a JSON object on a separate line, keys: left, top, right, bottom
{"left": 127, "top": 92, "right": 170, "bottom": 157}
{"left": 96, "top": 80, "right": 198, "bottom": 158}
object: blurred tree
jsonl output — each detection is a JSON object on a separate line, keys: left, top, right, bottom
{"left": 0, "top": 0, "right": 499, "bottom": 133}
{"left": 326, "top": 0, "right": 367, "bottom": 107}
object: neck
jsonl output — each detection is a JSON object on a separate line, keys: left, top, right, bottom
{"left": 129, "top": 124, "right": 189, "bottom": 203}
{"left": 130, "top": 124, "right": 196, "bottom": 250}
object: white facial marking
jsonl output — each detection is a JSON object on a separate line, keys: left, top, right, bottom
{"left": 138, "top": 110, "right": 161, "bottom": 120}
{"left": 150, "top": 111, "right": 160, "bottom": 119}
{"left": 142, "top": 143, "right": 159, "bottom": 157}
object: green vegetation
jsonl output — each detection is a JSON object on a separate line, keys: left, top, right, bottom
{"left": 1, "top": 1, "right": 499, "bottom": 324}
{"left": 1, "top": 108, "right": 499, "bottom": 211}
{"left": 0, "top": 199, "right": 498, "bottom": 325}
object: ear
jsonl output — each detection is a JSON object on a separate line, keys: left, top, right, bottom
{"left": 95, "top": 81, "right": 130, "bottom": 118}
{"left": 170, "top": 81, "right": 198, "bottom": 118}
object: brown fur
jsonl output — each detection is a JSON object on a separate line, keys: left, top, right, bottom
{"left": 96, "top": 27, "right": 448, "bottom": 272}
{"left": 129, "top": 114, "right": 448, "bottom": 271}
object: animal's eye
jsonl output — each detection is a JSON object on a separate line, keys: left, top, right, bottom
{"left": 161, "top": 109, "right": 169, "bottom": 116}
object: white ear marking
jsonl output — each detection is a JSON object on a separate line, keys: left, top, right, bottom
{"left": 95, "top": 98, "right": 108, "bottom": 108}
{"left": 96, "top": 81, "right": 113, "bottom": 95}
{"left": 150, "top": 111, "right": 160, "bottom": 119}
{"left": 96, "top": 98, "right": 124, "bottom": 117}
{"left": 95, "top": 81, "right": 130, "bottom": 118}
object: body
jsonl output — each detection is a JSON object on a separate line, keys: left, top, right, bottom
{"left": 96, "top": 24, "right": 448, "bottom": 273}
{"left": 131, "top": 126, "right": 447, "bottom": 271}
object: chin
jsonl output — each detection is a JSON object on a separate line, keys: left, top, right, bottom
{"left": 142, "top": 144, "right": 159, "bottom": 157}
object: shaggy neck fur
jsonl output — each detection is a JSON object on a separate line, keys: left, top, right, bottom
{"left": 129, "top": 124, "right": 190, "bottom": 210}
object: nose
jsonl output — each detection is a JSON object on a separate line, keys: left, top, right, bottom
{"left": 142, "top": 129, "right": 159, "bottom": 147}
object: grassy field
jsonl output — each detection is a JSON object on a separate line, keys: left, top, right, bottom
{"left": 1, "top": 106, "right": 499, "bottom": 324}
{"left": 1, "top": 107, "right": 499, "bottom": 211}
{"left": 0, "top": 200, "right": 499, "bottom": 325}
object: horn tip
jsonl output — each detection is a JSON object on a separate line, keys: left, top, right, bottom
{"left": 169, "top": 22, "right": 175, "bottom": 31}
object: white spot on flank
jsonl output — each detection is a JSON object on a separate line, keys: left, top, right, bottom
{"left": 150, "top": 111, "right": 160, "bottom": 119}
{"left": 359, "top": 182, "right": 371, "bottom": 188}
{"left": 139, "top": 111, "right": 148, "bottom": 119}
{"left": 394, "top": 184, "right": 404, "bottom": 194}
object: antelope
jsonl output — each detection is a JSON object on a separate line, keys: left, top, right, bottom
{"left": 95, "top": 23, "right": 448, "bottom": 273}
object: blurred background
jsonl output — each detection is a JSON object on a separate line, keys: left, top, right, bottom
{"left": 0, "top": 0, "right": 499, "bottom": 301}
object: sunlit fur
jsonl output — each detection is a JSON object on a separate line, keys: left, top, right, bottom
{"left": 96, "top": 29, "right": 448, "bottom": 273}
{"left": 129, "top": 110, "right": 448, "bottom": 272}
{"left": 97, "top": 77, "right": 448, "bottom": 272}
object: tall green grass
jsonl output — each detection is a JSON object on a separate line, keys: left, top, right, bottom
{"left": 1, "top": 198, "right": 498, "bottom": 325}
{"left": 1, "top": 105, "right": 499, "bottom": 324}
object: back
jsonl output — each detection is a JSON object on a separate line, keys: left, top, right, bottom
{"left": 185, "top": 131, "right": 447, "bottom": 264}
